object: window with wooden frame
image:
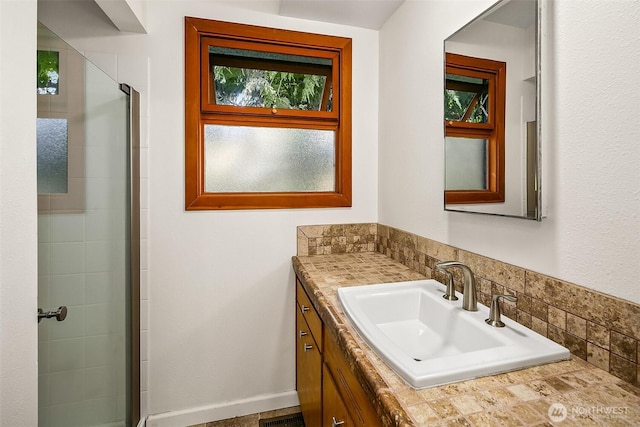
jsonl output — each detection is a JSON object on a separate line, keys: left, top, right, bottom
{"left": 185, "top": 17, "right": 352, "bottom": 210}
{"left": 444, "top": 52, "right": 505, "bottom": 204}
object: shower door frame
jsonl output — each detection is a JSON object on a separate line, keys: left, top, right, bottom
{"left": 121, "top": 83, "right": 141, "bottom": 427}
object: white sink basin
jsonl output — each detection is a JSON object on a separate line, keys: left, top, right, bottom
{"left": 337, "top": 280, "right": 570, "bottom": 389}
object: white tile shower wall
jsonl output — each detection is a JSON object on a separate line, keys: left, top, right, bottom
{"left": 37, "top": 21, "right": 151, "bottom": 418}
{"left": 37, "top": 57, "right": 132, "bottom": 427}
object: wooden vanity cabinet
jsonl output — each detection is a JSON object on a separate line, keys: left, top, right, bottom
{"left": 324, "top": 328, "right": 382, "bottom": 426}
{"left": 296, "top": 279, "right": 382, "bottom": 427}
{"left": 296, "top": 280, "right": 323, "bottom": 426}
{"left": 323, "top": 364, "right": 353, "bottom": 427}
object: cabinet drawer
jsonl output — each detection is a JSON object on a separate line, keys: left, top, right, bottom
{"left": 296, "top": 280, "right": 323, "bottom": 352}
{"left": 296, "top": 307, "right": 322, "bottom": 427}
{"left": 324, "top": 329, "right": 382, "bottom": 426}
{"left": 323, "top": 364, "right": 354, "bottom": 427}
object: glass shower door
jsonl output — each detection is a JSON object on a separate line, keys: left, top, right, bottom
{"left": 37, "top": 23, "right": 133, "bottom": 427}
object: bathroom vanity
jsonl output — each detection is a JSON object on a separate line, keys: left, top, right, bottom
{"left": 293, "top": 252, "right": 640, "bottom": 426}
{"left": 296, "top": 278, "right": 385, "bottom": 426}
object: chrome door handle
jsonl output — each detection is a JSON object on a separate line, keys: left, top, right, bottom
{"left": 38, "top": 306, "right": 67, "bottom": 323}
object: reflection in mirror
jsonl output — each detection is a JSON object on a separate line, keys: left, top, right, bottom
{"left": 444, "top": 0, "right": 541, "bottom": 220}
{"left": 37, "top": 22, "right": 85, "bottom": 213}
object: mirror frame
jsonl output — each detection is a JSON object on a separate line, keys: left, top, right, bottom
{"left": 443, "top": 0, "right": 542, "bottom": 221}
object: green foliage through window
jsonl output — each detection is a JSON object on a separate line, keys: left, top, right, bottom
{"left": 444, "top": 74, "right": 488, "bottom": 123}
{"left": 213, "top": 66, "right": 330, "bottom": 111}
{"left": 37, "top": 50, "right": 59, "bottom": 95}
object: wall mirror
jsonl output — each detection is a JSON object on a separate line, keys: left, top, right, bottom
{"left": 444, "top": 0, "right": 542, "bottom": 220}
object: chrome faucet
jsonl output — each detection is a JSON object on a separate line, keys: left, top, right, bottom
{"left": 441, "top": 270, "right": 458, "bottom": 301}
{"left": 435, "top": 261, "right": 477, "bottom": 311}
{"left": 485, "top": 294, "right": 518, "bottom": 327}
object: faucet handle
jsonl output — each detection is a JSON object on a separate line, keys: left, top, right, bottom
{"left": 485, "top": 294, "right": 517, "bottom": 327}
{"left": 441, "top": 270, "right": 458, "bottom": 301}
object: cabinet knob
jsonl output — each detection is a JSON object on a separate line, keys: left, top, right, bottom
{"left": 332, "top": 417, "right": 345, "bottom": 427}
{"left": 299, "top": 330, "right": 308, "bottom": 338}
{"left": 301, "top": 305, "right": 310, "bottom": 312}
{"left": 304, "top": 344, "right": 313, "bottom": 352}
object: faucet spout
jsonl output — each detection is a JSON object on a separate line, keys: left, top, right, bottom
{"left": 435, "top": 261, "right": 478, "bottom": 311}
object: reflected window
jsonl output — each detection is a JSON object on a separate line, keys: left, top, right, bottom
{"left": 445, "top": 74, "right": 489, "bottom": 123}
{"left": 37, "top": 50, "right": 59, "bottom": 95}
{"left": 37, "top": 118, "right": 68, "bottom": 193}
{"left": 37, "top": 24, "right": 85, "bottom": 213}
{"left": 445, "top": 53, "right": 506, "bottom": 204}
{"left": 445, "top": 136, "right": 487, "bottom": 191}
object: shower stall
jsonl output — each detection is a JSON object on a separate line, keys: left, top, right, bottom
{"left": 36, "top": 23, "right": 140, "bottom": 427}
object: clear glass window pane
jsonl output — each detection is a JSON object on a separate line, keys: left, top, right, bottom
{"left": 37, "top": 50, "right": 59, "bottom": 95}
{"left": 210, "top": 46, "right": 333, "bottom": 111}
{"left": 37, "top": 118, "right": 68, "bottom": 193}
{"left": 204, "top": 124, "right": 335, "bottom": 192}
{"left": 445, "top": 136, "right": 487, "bottom": 190}
{"left": 445, "top": 74, "right": 488, "bottom": 123}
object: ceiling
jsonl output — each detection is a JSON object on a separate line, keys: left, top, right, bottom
{"left": 278, "top": 0, "right": 405, "bottom": 30}
{"left": 41, "top": 0, "right": 406, "bottom": 34}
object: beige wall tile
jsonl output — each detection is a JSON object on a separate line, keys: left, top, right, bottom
{"left": 517, "top": 293, "right": 532, "bottom": 313}
{"left": 586, "top": 322, "right": 610, "bottom": 350}
{"left": 388, "top": 227, "right": 417, "bottom": 250}
{"left": 459, "top": 251, "right": 526, "bottom": 293}
{"left": 586, "top": 343, "right": 610, "bottom": 372}
{"left": 609, "top": 354, "right": 637, "bottom": 385}
{"left": 306, "top": 222, "right": 640, "bottom": 387}
{"left": 567, "top": 314, "right": 587, "bottom": 339}
{"left": 531, "top": 298, "right": 548, "bottom": 322}
{"left": 611, "top": 331, "right": 638, "bottom": 362}
{"left": 548, "top": 306, "right": 566, "bottom": 330}
{"left": 416, "top": 236, "right": 457, "bottom": 262}
{"left": 531, "top": 316, "right": 548, "bottom": 337}
{"left": 517, "top": 310, "right": 532, "bottom": 329}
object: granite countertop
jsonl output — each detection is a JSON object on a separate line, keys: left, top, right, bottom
{"left": 292, "top": 252, "right": 640, "bottom": 427}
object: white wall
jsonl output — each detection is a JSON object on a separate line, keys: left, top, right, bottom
{"left": 379, "top": 0, "right": 640, "bottom": 304}
{"left": 0, "top": 1, "right": 39, "bottom": 426}
{"left": 39, "top": 1, "right": 379, "bottom": 424}
{"left": 14, "top": 0, "right": 637, "bottom": 425}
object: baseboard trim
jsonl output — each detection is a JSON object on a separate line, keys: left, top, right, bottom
{"left": 145, "top": 390, "right": 300, "bottom": 427}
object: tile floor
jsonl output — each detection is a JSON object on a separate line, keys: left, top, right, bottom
{"left": 189, "top": 406, "right": 301, "bottom": 427}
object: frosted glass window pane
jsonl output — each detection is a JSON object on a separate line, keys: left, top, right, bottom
{"left": 37, "top": 118, "right": 68, "bottom": 193}
{"left": 204, "top": 125, "right": 335, "bottom": 192}
{"left": 445, "top": 136, "right": 487, "bottom": 190}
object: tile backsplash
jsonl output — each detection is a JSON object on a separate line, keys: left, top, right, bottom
{"left": 296, "top": 223, "right": 640, "bottom": 387}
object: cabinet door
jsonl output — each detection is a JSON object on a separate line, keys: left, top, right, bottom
{"left": 324, "top": 329, "right": 383, "bottom": 426}
{"left": 323, "top": 364, "right": 353, "bottom": 427}
{"left": 297, "top": 307, "right": 322, "bottom": 426}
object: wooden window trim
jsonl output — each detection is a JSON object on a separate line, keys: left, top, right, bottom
{"left": 445, "top": 52, "right": 505, "bottom": 205}
{"left": 185, "top": 17, "right": 352, "bottom": 210}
